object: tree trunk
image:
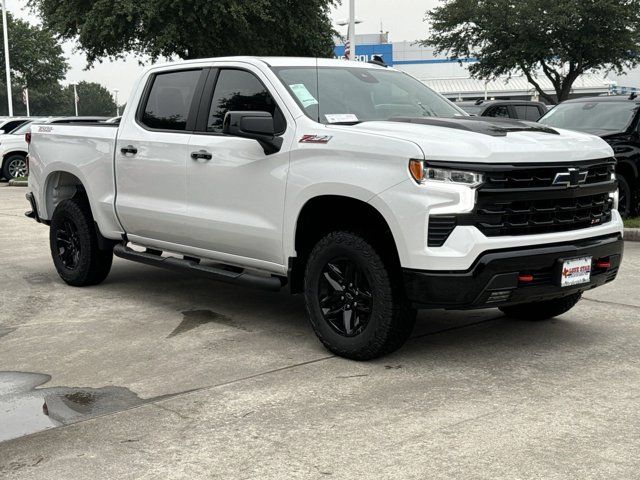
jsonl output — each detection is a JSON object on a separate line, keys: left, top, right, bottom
{"left": 522, "top": 69, "right": 557, "bottom": 104}
{"left": 556, "top": 69, "right": 582, "bottom": 102}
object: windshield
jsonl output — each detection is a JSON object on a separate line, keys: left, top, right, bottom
{"left": 539, "top": 101, "right": 638, "bottom": 133}
{"left": 10, "top": 122, "right": 33, "bottom": 135}
{"left": 272, "top": 66, "right": 465, "bottom": 124}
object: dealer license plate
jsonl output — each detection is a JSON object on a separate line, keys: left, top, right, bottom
{"left": 560, "top": 257, "right": 592, "bottom": 287}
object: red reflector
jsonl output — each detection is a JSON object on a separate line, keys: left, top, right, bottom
{"left": 595, "top": 261, "right": 611, "bottom": 269}
{"left": 25, "top": 132, "right": 31, "bottom": 144}
{"left": 518, "top": 274, "right": 534, "bottom": 283}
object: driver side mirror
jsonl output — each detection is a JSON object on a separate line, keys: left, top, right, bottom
{"left": 222, "top": 111, "right": 283, "bottom": 155}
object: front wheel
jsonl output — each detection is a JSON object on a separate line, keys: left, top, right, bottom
{"left": 304, "top": 231, "right": 416, "bottom": 360}
{"left": 617, "top": 174, "right": 632, "bottom": 218}
{"left": 499, "top": 293, "right": 582, "bottom": 321}
{"left": 50, "top": 198, "right": 113, "bottom": 286}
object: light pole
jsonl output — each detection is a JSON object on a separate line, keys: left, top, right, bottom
{"left": 348, "top": 0, "right": 355, "bottom": 61}
{"left": 113, "top": 89, "right": 119, "bottom": 116}
{"left": 1, "top": 0, "right": 13, "bottom": 116}
{"left": 70, "top": 82, "right": 78, "bottom": 116}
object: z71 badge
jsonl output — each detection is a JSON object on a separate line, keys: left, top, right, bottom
{"left": 299, "top": 134, "right": 333, "bottom": 144}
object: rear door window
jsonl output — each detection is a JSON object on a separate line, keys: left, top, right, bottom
{"left": 513, "top": 105, "right": 542, "bottom": 121}
{"left": 141, "top": 69, "right": 202, "bottom": 131}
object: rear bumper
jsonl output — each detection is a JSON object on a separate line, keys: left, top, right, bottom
{"left": 404, "top": 233, "right": 624, "bottom": 310}
{"left": 25, "top": 191, "right": 47, "bottom": 224}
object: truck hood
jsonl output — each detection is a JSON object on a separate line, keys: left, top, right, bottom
{"left": 343, "top": 118, "right": 613, "bottom": 163}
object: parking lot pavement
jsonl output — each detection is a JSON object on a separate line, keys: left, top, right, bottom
{"left": 1, "top": 183, "right": 639, "bottom": 479}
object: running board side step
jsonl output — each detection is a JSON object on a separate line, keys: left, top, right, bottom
{"left": 113, "top": 244, "right": 284, "bottom": 291}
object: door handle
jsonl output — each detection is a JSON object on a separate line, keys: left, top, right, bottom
{"left": 191, "top": 150, "right": 213, "bottom": 161}
{"left": 121, "top": 145, "right": 138, "bottom": 155}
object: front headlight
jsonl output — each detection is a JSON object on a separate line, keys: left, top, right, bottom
{"left": 409, "top": 159, "right": 484, "bottom": 188}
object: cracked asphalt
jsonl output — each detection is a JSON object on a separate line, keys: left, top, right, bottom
{"left": 1, "top": 183, "right": 639, "bottom": 479}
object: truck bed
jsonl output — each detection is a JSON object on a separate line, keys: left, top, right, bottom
{"left": 28, "top": 123, "right": 121, "bottom": 237}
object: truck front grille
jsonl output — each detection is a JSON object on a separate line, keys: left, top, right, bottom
{"left": 473, "top": 192, "right": 613, "bottom": 237}
{"left": 427, "top": 159, "right": 617, "bottom": 246}
{"left": 484, "top": 161, "right": 615, "bottom": 190}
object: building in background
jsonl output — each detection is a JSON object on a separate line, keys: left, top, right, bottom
{"left": 333, "top": 34, "right": 636, "bottom": 103}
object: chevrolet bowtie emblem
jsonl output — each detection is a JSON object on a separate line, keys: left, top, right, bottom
{"left": 552, "top": 168, "right": 588, "bottom": 188}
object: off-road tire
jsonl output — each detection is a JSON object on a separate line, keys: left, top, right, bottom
{"left": 304, "top": 231, "right": 416, "bottom": 360}
{"left": 499, "top": 293, "right": 582, "bottom": 321}
{"left": 50, "top": 198, "right": 113, "bottom": 286}
{"left": 617, "top": 174, "right": 632, "bottom": 218}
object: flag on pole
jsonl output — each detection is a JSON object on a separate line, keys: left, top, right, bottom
{"left": 22, "top": 88, "right": 30, "bottom": 116}
{"left": 344, "top": 25, "right": 351, "bottom": 60}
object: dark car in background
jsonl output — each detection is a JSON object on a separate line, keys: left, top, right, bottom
{"left": 457, "top": 100, "right": 548, "bottom": 121}
{"left": 538, "top": 95, "right": 640, "bottom": 217}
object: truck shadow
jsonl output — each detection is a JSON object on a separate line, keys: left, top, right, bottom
{"left": 103, "top": 260, "right": 599, "bottom": 361}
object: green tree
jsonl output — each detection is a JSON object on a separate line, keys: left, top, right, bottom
{"left": 62, "top": 82, "right": 118, "bottom": 116}
{"left": 0, "top": 12, "right": 69, "bottom": 115}
{"left": 0, "top": 12, "right": 68, "bottom": 90}
{"left": 28, "top": 0, "right": 338, "bottom": 66}
{"left": 421, "top": 0, "right": 640, "bottom": 104}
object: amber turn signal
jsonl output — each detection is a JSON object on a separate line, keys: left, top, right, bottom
{"left": 409, "top": 159, "right": 424, "bottom": 183}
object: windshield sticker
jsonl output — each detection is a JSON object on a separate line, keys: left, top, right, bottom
{"left": 325, "top": 113, "right": 359, "bottom": 124}
{"left": 289, "top": 84, "right": 318, "bottom": 108}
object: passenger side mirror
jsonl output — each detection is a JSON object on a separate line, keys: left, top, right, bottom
{"left": 223, "top": 111, "right": 283, "bottom": 155}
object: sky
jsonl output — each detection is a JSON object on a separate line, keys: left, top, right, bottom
{"left": 4, "top": 0, "right": 440, "bottom": 102}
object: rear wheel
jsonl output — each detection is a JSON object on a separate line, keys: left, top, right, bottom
{"left": 499, "top": 293, "right": 582, "bottom": 321}
{"left": 50, "top": 198, "right": 113, "bottom": 286}
{"left": 304, "top": 231, "right": 416, "bottom": 360}
{"left": 2, "top": 154, "right": 27, "bottom": 180}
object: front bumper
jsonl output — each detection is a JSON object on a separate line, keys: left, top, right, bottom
{"left": 404, "top": 233, "right": 623, "bottom": 310}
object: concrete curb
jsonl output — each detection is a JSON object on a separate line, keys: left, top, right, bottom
{"left": 625, "top": 228, "right": 640, "bottom": 242}
{"left": 8, "top": 180, "right": 27, "bottom": 187}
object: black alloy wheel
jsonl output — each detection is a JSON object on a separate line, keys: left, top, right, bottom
{"left": 318, "top": 258, "right": 373, "bottom": 337}
{"left": 304, "top": 231, "right": 417, "bottom": 360}
{"left": 49, "top": 197, "right": 114, "bottom": 286}
{"left": 54, "top": 219, "right": 82, "bottom": 270}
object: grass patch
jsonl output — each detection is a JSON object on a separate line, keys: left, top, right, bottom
{"left": 624, "top": 217, "right": 640, "bottom": 229}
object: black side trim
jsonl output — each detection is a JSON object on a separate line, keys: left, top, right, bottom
{"left": 114, "top": 244, "right": 284, "bottom": 291}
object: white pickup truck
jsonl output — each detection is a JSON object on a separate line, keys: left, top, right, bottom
{"left": 26, "top": 57, "right": 624, "bottom": 359}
